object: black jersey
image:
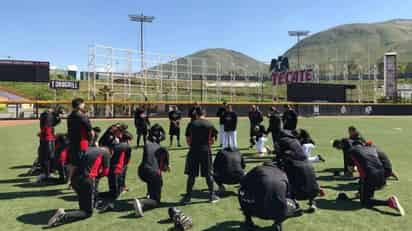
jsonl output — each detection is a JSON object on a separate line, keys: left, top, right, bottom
{"left": 216, "top": 107, "right": 227, "bottom": 125}
{"left": 267, "top": 112, "right": 282, "bottom": 135}
{"left": 134, "top": 108, "right": 150, "bottom": 130}
{"left": 282, "top": 109, "right": 298, "bottom": 130}
{"left": 185, "top": 119, "right": 218, "bottom": 150}
{"left": 39, "top": 110, "right": 61, "bottom": 141}
{"left": 248, "top": 110, "right": 263, "bottom": 126}
{"left": 139, "top": 141, "right": 170, "bottom": 176}
{"left": 348, "top": 144, "right": 385, "bottom": 187}
{"left": 78, "top": 147, "right": 111, "bottom": 179}
{"left": 67, "top": 111, "right": 92, "bottom": 152}
{"left": 239, "top": 162, "right": 289, "bottom": 220}
{"left": 110, "top": 143, "right": 131, "bottom": 175}
{"left": 213, "top": 149, "right": 245, "bottom": 180}
{"left": 223, "top": 111, "right": 238, "bottom": 132}
{"left": 277, "top": 130, "right": 306, "bottom": 161}
{"left": 169, "top": 110, "right": 182, "bottom": 129}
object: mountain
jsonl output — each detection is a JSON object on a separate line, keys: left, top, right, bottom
{"left": 284, "top": 19, "right": 412, "bottom": 67}
{"left": 149, "top": 48, "right": 269, "bottom": 76}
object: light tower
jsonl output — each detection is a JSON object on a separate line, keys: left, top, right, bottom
{"left": 128, "top": 13, "right": 155, "bottom": 71}
{"left": 288, "top": 30, "right": 310, "bottom": 69}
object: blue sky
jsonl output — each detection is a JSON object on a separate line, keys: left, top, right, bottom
{"left": 1, "top": 0, "right": 412, "bottom": 69}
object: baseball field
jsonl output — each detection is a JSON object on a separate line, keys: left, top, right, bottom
{"left": 1, "top": 116, "right": 411, "bottom": 231}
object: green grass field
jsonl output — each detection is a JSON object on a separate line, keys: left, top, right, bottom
{"left": 1, "top": 117, "right": 411, "bottom": 231}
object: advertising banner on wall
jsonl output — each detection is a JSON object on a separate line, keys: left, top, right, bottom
{"left": 272, "top": 69, "right": 313, "bottom": 85}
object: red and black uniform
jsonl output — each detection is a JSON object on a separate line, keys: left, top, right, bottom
{"left": 239, "top": 162, "right": 301, "bottom": 230}
{"left": 98, "top": 125, "right": 118, "bottom": 147}
{"left": 347, "top": 144, "right": 388, "bottom": 208}
{"left": 138, "top": 141, "right": 170, "bottom": 210}
{"left": 134, "top": 108, "right": 150, "bottom": 147}
{"left": 99, "top": 143, "right": 131, "bottom": 203}
{"left": 168, "top": 109, "right": 182, "bottom": 146}
{"left": 67, "top": 111, "right": 92, "bottom": 167}
{"left": 184, "top": 118, "right": 218, "bottom": 199}
{"left": 53, "top": 135, "right": 70, "bottom": 183}
{"left": 213, "top": 149, "right": 245, "bottom": 186}
{"left": 248, "top": 109, "right": 263, "bottom": 146}
{"left": 282, "top": 108, "right": 298, "bottom": 131}
{"left": 63, "top": 147, "right": 110, "bottom": 221}
{"left": 39, "top": 110, "right": 61, "bottom": 177}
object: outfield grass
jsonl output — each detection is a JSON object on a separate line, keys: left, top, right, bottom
{"left": 1, "top": 117, "right": 411, "bottom": 231}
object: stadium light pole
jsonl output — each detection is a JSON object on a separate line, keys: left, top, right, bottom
{"left": 288, "top": 31, "right": 310, "bottom": 69}
{"left": 129, "top": 13, "right": 155, "bottom": 72}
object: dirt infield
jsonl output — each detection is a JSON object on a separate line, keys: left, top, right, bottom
{"left": 0, "top": 120, "right": 37, "bottom": 127}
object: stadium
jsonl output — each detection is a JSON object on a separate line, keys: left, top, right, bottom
{"left": 1, "top": 2, "right": 412, "bottom": 231}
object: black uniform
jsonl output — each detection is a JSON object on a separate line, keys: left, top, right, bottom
{"left": 239, "top": 162, "right": 300, "bottom": 229}
{"left": 267, "top": 112, "right": 282, "bottom": 154}
{"left": 168, "top": 109, "right": 182, "bottom": 145}
{"left": 216, "top": 106, "right": 226, "bottom": 126}
{"left": 64, "top": 147, "right": 111, "bottom": 221}
{"left": 98, "top": 125, "right": 117, "bottom": 147}
{"left": 373, "top": 145, "right": 394, "bottom": 178}
{"left": 283, "top": 158, "right": 320, "bottom": 201}
{"left": 138, "top": 141, "right": 169, "bottom": 210}
{"left": 39, "top": 110, "right": 61, "bottom": 177}
{"left": 213, "top": 149, "right": 245, "bottom": 186}
{"left": 223, "top": 111, "right": 237, "bottom": 132}
{"left": 185, "top": 119, "right": 217, "bottom": 177}
{"left": 99, "top": 143, "right": 131, "bottom": 204}
{"left": 348, "top": 144, "right": 387, "bottom": 207}
{"left": 184, "top": 118, "right": 218, "bottom": 200}
{"left": 282, "top": 108, "right": 298, "bottom": 131}
{"left": 188, "top": 105, "right": 201, "bottom": 121}
{"left": 248, "top": 110, "right": 263, "bottom": 146}
{"left": 67, "top": 110, "right": 92, "bottom": 167}
{"left": 277, "top": 130, "right": 307, "bottom": 161}
{"left": 134, "top": 108, "right": 150, "bottom": 147}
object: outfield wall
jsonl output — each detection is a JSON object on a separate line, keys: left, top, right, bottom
{"left": 1, "top": 100, "right": 412, "bottom": 119}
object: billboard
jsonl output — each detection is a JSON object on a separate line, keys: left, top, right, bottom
{"left": 0, "top": 60, "right": 49, "bottom": 82}
{"left": 272, "top": 69, "right": 313, "bottom": 85}
{"left": 384, "top": 52, "right": 397, "bottom": 99}
{"left": 49, "top": 80, "right": 80, "bottom": 90}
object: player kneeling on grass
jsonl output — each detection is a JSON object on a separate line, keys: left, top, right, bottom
{"left": 238, "top": 162, "right": 303, "bottom": 231}
{"left": 133, "top": 124, "right": 170, "bottom": 217}
{"left": 96, "top": 131, "right": 133, "bottom": 213}
{"left": 365, "top": 141, "right": 399, "bottom": 180}
{"left": 47, "top": 147, "right": 112, "bottom": 227}
{"left": 52, "top": 134, "right": 70, "bottom": 184}
{"left": 294, "top": 129, "right": 325, "bottom": 163}
{"left": 332, "top": 139, "right": 404, "bottom": 216}
{"left": 253, "top": 124, "right": 272, "bottom": 156}
{"left": 213, "top": 147, "right": 246, "bottom": 196}
{"left": 276, "top": 130, "right": 324, "bottom": 211}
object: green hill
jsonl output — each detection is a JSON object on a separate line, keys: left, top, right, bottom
{"left": 284, "top": 19, "right": 412, "bottom": 67}
{"left": 175, "top": 48, "right": 269, "bottom": 75}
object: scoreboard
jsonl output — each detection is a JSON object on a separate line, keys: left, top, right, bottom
{"left": 0, "top": 60, "right": 50, "bottom": 82}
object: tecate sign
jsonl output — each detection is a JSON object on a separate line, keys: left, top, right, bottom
{"left": 272, "top": 69, "right": 313, "bottom": 85}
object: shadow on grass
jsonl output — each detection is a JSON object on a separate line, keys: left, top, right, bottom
{"left": 203, "top": 221, "right": 274, "bottom": 231}
{"left": 60, "top": 195, "right": 78, "bottom": 202}
{"left": 316, "top": 175, "right": 358, "bottom": 182}
{"left": 322, "top": 182, "right": 359, "bottom": 192}
{"left": 316, "top": 198, "right": 362, "bottom": 211}
{"left": 16, "top": 209, "right": 56, "bottom": 226}
{"left": 168, "top": 146, "right": 189, "bottom": 151}
{"left": 9, "top": 165, "right": 33, "bottom": 170}
{"left": 0, "top": 178, "right": 31, "bottom": 184}
{"left": 0, "top": 189, "right": 68, "bottom": 200}
{"left": 369, "top": 207, "right": 401, "bottom": 217}
{"left": 13, "top": 180, "right": 65, "bottom": 188}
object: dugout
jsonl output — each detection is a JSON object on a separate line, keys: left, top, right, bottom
{"left": 287, "top": 83, "right": 356, "bottom": 102}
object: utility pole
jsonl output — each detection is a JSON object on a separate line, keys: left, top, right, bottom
{"left": 288, "top": 31, "right": 310, "bottom": 69}
{"left": 128, "top": 13, "right": 155, "bottom": 72}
